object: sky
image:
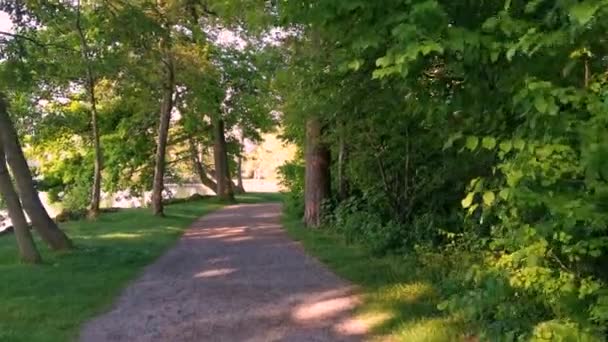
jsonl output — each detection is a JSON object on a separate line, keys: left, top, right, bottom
{"left": 0, "top": 11, "right": 12, "bottom": 32}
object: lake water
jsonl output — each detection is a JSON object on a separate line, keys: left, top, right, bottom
{"left": 0, "top": 179, "right": 281, "bottom": 233}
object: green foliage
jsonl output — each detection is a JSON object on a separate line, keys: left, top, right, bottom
{"left": 277, "top": 0, "right": 608, "bottom": 339}
{"left": 282, "top": 212, "right": 471, "bottom": 341}
{"left": 0, "top": 193, "right": 278, "bottom": 341}
{"left": 0, "top": 198, "right": 224, "bottom": 342}
{"left": 277, "top": 159, "right": 305, "bottom": 217}
{"left": 0, "top": 0, "right": 279, "bottom": 212}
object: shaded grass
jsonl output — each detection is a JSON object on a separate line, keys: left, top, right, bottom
{"left": 0, "top": 193, "right": 279, "bottom": 342}
{"left": 237, "top": 191, "right": 284, "bottom": 203}
{"left": 282, "top": 214, "right": 468, "bottom": 342}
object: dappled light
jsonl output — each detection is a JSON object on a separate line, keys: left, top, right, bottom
{"left": 194, "top": 268, "right": 237, "bottom": 278}
{"left": 0, "top": 199, "right": 224, "bottom": 342}
{"left": 291, "top": 289, "right": 361, "bottom": 322}
{"left": 1, "top": 0, "right": 605, "bottom": 339}
{"left": 97, "top": 233, "right": 144, "bottom": 240}
{"left": 374, "top": 282, "right": 436, "bottom": 303}
{"left": 81, "top": 203, "right": 370, "bottom": 341}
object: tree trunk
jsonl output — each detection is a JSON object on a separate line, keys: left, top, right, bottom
{"left": 88, "top": 98, "right": 103, "bottom": 218}
{"left": 75, "top": 0, "right": 103, "bottom": 219}
{"left": 0, "top": 95, "right": 72, "bottom": 250}
{"left": 304, "top": 117, "right": 331, "bottom": 227}
{"left": 338, "top": 126, "right": 348, "bottom": 200}
{"left": 151, "top": 55, "right": 175, "bottom": 216}
{"left": 235, "top": 133, "right": 245, "bottom": 194}
{"left": 225, "top": 156, "right": 236, "bottom": 197}
{"left": 189, "top": 139, "right": 218, "bottom": 192}
{"left": 0, "top": 141, "right": 41, "bottom": 264}
{"left": 235, "top": 153, "right": 245, "bottom": 194}
{"left": 213, "top": 119, "right": 235, "bottom": 202}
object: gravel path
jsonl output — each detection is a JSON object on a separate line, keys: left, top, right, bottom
{"left": 80, "top": 203, "right": 369, "bottom": 342}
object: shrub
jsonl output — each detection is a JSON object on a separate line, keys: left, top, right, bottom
{"left": 278, "top": 160, "right": 305, "bottom": 218}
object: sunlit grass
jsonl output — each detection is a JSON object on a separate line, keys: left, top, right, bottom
{"left": 0, "top": 193, "right": 280, "bottom": 342}
{"left": 282, "top": 215, "right": 468, "bottom": 342}
{"left": 97, "top": 232, "right": 146, "bottom": 239}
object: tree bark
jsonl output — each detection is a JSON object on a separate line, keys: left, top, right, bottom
{"left": 189, "top": 139, "right": 218, "bottom": 192}
{"left": 75, "top": 1, "right": 103, "bottom": 218}
{"left": 304, "top": 117, "right": 331, "bottom": 227}
{"left": 213, "top": 119, "right": 235, "bottom": 202}
{"left": 338, "top": 126, "right": 348, "bottom": 200}
{"left": 235, "top": 133, "right": 245, "bottom": 194}
{"left": 0, "top": 95, "right": 72, "bottom": 250}
{"left": 0, "top": 141, "right": 41, "bottom": 264}
{"left": 151, "top": 53, "right": 175, "bottom": 216}
{"left": 236, "top": 153, "right": 245, "bottom": 194}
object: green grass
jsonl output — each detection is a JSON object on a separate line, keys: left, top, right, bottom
{"left": 236, "top": 191, "right": 284, "bottom": 203}
{"left": 282, "top": 214, "right": 468, "bottom": 342}
{"left": 0, "top": 193, "right": 279, "bottom": 342}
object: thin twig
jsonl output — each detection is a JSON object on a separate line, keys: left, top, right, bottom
{"left": 0, "top": 31, "right": 46, "bottom": 48}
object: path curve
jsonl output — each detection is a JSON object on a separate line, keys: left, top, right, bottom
{"left": 80, "top": 203, "right": 368, "bottom": 342}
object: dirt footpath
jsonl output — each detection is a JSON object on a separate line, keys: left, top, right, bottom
{"left": 80, "top": 203, "right": 369, "bottom": 342}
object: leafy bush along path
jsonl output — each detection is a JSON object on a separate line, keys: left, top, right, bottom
{"left": 81, "top": 203, "right": 369, "bottom": 342}
{"left": 282, "top": 215, "right": 468, "bottom": 342}
{"left": 0, "top": 194, "right": 275, "bottom": 342}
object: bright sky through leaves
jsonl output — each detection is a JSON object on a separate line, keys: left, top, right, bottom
{"left": 0, "top": 11, "right": 12, "bottom": 32}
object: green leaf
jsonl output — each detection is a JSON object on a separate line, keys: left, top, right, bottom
{"left": 482, "top": 136, "right": 497, "bottom": 149}
{"left": 376, "top": 56, "right": 393, "bottom": 67}
{"left": 506, "top": 47, "right": 516, "bottom": 61}
{"left": 347, "top": 59, "right": 364, "bottom": 71}
{"left": 536, "top": 145, "right": 553, "bottom": 158}
{"left": 514, "top": 139, "right": 526, "bottom": 150}
{"left": 466, "top": 136, "right": 479, "bottom": 151}
{"left": 483, "top": 191, "right": 496, "bottom": 206}
{"left": 472, "top": 178, "right": 485, "bottom": 192}
{"left": 499, "top": 188, "right": 510, "bottom": 200}
{"left": 534, "top": 96, "right": 548, "bottom": 113}
{"left": 437, "top": 301, "right": 449, "bottom": 311}
{"left": 443, "top": 131, "right": 463, "bottom": 150}
{"left": 461, "top": 192, "right": 475, "bottom": 208}
{"left": 570, "top": 2, "right": 601, "bottom": 25}
{"left": 468, "top": 203, "right": 479, "bottom": 214}
{"left": 507, "top": 170, "right": 524, "bottom": 187}
{"left": 499, "top": 141, "right": 513, "bottom": 153}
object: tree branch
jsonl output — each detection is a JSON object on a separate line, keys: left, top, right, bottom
{"left": 0, "top": 31, "right": 75, "bottom": 52}
{"left": 0, "top": 31, "right": 46, "bottom": 48}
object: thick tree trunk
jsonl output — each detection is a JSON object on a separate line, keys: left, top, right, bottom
{"left": 0, "top": 142, "right": 41, "bottom": 264}
{"left": 151, "top": 56, "right": 175, "bottom": 216}
{"left": 0, "top": 96, "right": 72, "bottom": 250}
{"left": 76, "top": 0, "right": 103, "bottom": 219}
{"left": 213, "top": 119, "right": 235, "bottom": 202}
{"left": 189, "top": 139, "right": 218, "bottom": 192}
{"left": 304, "top": 117, "right": 331, "bottom": 227}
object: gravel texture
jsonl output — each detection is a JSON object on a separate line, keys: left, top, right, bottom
{"left": 80, "top": 203, "right": 368, "bottom": 342}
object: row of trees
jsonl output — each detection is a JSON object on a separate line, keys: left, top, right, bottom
{"left": 0, "top": 0, "right": 275, "bottom": 263}
{"left": 276, "top": 0, "right": 608, "bottom": 339}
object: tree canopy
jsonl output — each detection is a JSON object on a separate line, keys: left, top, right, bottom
{"left": 275, "top": 0, "right": 608, "bottom": 339}
{"left": 0, "top": 0, "right": 607, "bottom": 339}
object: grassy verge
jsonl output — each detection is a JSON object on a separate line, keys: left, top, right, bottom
{"left": 236, "top": 191, "right": 284, "bottom": 203}
{"left": 0, "top": 193, "right": 277, "bottom": 342}
{"left": 282, "top": 214, "right": 469, "bottom": 342}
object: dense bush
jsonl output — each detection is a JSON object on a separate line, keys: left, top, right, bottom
{"left": 278, "top": 0, "right": 608, "bottom": 339}
{"left": 278, "top": 160, "right": 305, "bottom": 218}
